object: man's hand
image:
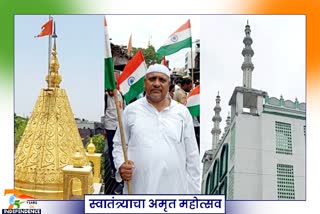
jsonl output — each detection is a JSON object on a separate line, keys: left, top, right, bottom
{"left": 119, "top": 160, "right": 134, "bottom": 181}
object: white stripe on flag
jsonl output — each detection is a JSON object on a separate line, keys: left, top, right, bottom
{"left": 162, "top": 28, "right": 191, "bottom": 46}
{"left": 119, "top": 62, "right": 147, "bottom": 95}
{"left": 104, "top": 28, "right": 112, "bottom": 58}
{"left": 186, "top": 94, "right": 199, "bottom": 107}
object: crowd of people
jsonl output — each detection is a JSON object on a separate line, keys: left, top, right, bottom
{"left": 103, "top": 63, "right": 200, "bottom": 194}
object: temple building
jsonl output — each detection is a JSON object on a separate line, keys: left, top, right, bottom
{"left": 14, "top": 35, "right": 94, "bottom": 199}
{"left": 201, "top": 22, "right": 306, "bottom": 200}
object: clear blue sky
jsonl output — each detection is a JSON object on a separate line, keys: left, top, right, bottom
{"left": 14, "top": 15, "right": 199, "bottom": 121}
{"left": 15, "top": 15, "right": 104, "bottom": 121}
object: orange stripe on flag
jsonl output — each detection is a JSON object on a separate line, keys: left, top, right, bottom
{"left": 189, "top": 85, "right": 200, "bottom": 97}
{"left": 117, "top": 49, "right": 145, "bottom": 89}
{"left": 104, "top": 16, "right": 107, "bottom": 27}
{"left": 184, "top": 85, "right": 200, "bottom": 105}
{"left": 169, "top": 19, "right": 191, "bottom": 37}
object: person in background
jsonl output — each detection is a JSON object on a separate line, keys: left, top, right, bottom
{"left": 173, "top": 77, "right": 192, "bottom": 103}
{"left": 174, "top": 78, "right": 182, "bottom": 91}
{"left": 112, "top": 64, "right": 200, "bottom": 194}
{"left": 169, "top": 84, "right": 175, "bottom": 99}
{"left": 104, "top": 88, "right": 125, "bottom": 194}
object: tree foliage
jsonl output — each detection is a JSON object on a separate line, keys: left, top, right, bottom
{"left": 87, "top": 134, "right": 105, "bottom": 153}
{"left": 132, "top": 45, "right": 162, "bottom": 66}
{"left": 86, "top": 134, "right": 105, "bottom": 178}
{"left": 14, "top": 113, "right": 28, "bottom": 145}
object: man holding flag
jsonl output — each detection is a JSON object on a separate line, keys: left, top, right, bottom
{"left": 112, "top": 63, "right": 200, "bottom": 194}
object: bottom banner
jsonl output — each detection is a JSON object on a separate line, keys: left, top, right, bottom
{"left": 85, "top": 194, "right": 225, "bottom": 213}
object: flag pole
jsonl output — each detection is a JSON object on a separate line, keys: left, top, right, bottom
{"left": 104, "top": 15, "right": 131, "bottom": 193}
{"left": 47, "top": 15, "right": 53, "bottom": 79}
{"left": 190, "top": 45, "right": 194, "bottom": 87}
{"left": 112, "top": 89, "right": 132, "bottom": 194}
{"left": 189, "top": 19, "right": 194, "bottom": 87}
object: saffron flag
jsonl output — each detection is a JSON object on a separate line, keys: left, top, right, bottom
{"left": 156, "top": 19, "right": 192, "bottom": 56}
{"left": 185, "top": 85, "right": 200, "bottom": 117}
{"left": 128, "top": 33, "right": 132, "bottom": 55}
{"left": 117, "top": 50, "right": 147, "bottom": 104}
{"left": 104, "top": 16, "right": 116, "bottom": 90}
{"left": 35, "top": 19, "right": 53, "bottom": 37}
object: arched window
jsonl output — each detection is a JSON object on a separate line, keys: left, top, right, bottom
{"left": 219, "top": 177, "right": 228, "bottom": 197}
{"left": 220, "top": 144, "right": 229, "bottom": 181}
{"left": 211, "top": 159, "right": 219, "bottom": 194}
{"left": 205, "top": 172, "right": 211, "bottom": 194}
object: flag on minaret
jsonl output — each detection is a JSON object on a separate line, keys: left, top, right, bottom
{"left": 117, "top": 50, "right": 147, "bottom": 104}
{"left": 156, "top": 19, "right": 192, "bottom": 56}
{"left": 185, "top": 85, "right": 200, "bottom": 117}
{"left": 35, "top": 19, "right": 53, "bottom": 37}
{"left": 104, "top": 16, "right": 116, "bottom": 90}
{"left": 128, "top": 33, "right": 132, "bottom": 55}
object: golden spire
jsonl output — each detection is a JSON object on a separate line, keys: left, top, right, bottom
{"left": 46, "top": 40, "right": 62, "bottom": 89}
{"left": 15, "top": 31, "right": 93, "bottom": 199}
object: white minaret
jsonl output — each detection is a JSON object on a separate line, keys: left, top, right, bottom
{"left": 224, "top": 112, "right": 231, "bottom": 133}
{"left": 211, "top": 93, "right": 222, "bottom": 151}
{"left": 241, "top": 20, "right": 254, "bottom": 88}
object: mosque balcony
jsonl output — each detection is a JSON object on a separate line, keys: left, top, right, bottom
{"left": 211, "top": 128, "right": 221, "bottom": 135}
{"left": 214, "top": 105, "right": 221, "bottom": 112}
{"left": 212, "top": 115, "right": 222, "bottom": 122}
{"left": 242, "top": 47, "right": 254, "bottom": 57}
{"left": 229, "top": 87, "right": 268, "bottom": 106}
{"left": 241, "top": 61, "right": 254, "bottom": 70}
{"left": 243, "top": 36, "right": 253, "bottom": 45}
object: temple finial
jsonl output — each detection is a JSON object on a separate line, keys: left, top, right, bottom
{"left": 46, "top": 22, "right": 62, "bottom": 89}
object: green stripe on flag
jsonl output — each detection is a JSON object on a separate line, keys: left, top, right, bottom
{"left": 123, "top": 77, "right": 145, "bottom": 104}
{"left": 188, "top": 105, "right": 200, "bottom": 117}
{"left": 157, "top": 37, "right": 192, "bottom": 57}
{"left": 104, "top": 57, "right": 116, "bottom": 90}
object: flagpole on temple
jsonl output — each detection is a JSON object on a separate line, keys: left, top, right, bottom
{"left": 47, "top": 15, "right": 53, "bottom": 78}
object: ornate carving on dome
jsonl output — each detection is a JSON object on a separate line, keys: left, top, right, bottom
{"left": 15, "top": 89, "right": 91, "bottom": 199}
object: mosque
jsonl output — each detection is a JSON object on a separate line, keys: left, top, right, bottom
{"left": 201, "top": 22, "right": 306, "bottom": 200}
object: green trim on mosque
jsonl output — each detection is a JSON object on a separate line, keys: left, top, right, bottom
{"left": 263, "top": 110, "right": 306, "bottom": 120}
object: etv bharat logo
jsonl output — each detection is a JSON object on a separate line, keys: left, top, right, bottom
{"left": 4, "top": 189, "right": 34, "bottom": 209}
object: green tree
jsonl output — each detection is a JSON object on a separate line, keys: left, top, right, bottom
{"left": 132, "top": 45, "right": 162, "bottom": 65}
{"left": 87, "top": 134, "right": 105, "bottom": 178}
{"left": 87, "top": 134, "right": 105, "bottom": 153}
{"left": 14, "top": 113, "right": 28, "bottom": 145}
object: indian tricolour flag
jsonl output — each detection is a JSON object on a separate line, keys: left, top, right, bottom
{"left": 104, "top": 16, "right": 116, "bottom": 90}
{"left": 117, "top": 49, "right": 147, "bottom": 104}
{"left": 156, "top": 19, "right": 192, "bottom": 56}
{"left": 185, "top": 85, "right": 200, "bottom": 117}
